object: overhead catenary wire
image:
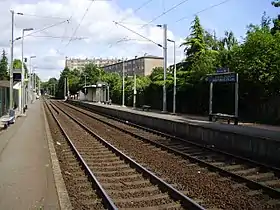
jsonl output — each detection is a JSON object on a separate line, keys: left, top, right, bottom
{"left": 141, "top": 0, "right": 190, "bottom": 28}
{"left": 114, "top": 21, "right": 162, "bottom": 48}
{"left": 110, "top": 0, "right": 189, "bottom": 51}
{"left": 60, "top": 16, "right": 72, "bottom": 42}
{"left": 65, "top": 0, "right": 95, "bottom": 47}
{"left": 104, "top": 0, "right": 155, "bottom": 49}
{"left": 16, "top": 12, "right": 69, "bottom": 19}
{"left": 110, "top": 0, "right": 234, "bottom": 51}
{"left": 175, "top": 0, "right": 233, "bottom": 23}
{"left": 28, "top": 35, "right": 87, "bottom": 40}
{"left": 25, "top": 19, "right": 71, "bottom": 38}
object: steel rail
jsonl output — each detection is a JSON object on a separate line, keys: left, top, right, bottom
{"left": 50, "top": 100, "right": 205, "bottom": 210}
{"left": 63, "top": 100, "right": 280, "bottom": 199}
{"left": 45, "top": 101, "right": 118, "bottom": 210}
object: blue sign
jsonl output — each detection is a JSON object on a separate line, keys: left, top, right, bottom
{"left": 216, "top": 68, "right": 229, "bottom": 74}
{"left": 206, "top": 72, "right": 237, "bottom": 83}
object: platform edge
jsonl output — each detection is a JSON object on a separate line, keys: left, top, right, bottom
{"left": 41, "top": 101, "right": 73, "bottom": 210}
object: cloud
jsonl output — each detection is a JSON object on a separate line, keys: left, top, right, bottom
{"left": 0, "top": 0, "right": 185, "bottom": 81}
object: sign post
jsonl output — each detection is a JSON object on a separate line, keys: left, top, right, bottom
{"left": 205, "top": 68, "right": 239, "bottom": 125}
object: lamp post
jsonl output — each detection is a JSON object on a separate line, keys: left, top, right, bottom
{"left": 122, "top": 58, "right": 126, "bottom": 107}
{"left": 157, "top": 24, "right": 168, "bottom": 113}
{"left": 9, "top": 10, "right": 15, "bottom": 110}
{"left": 167, "top": 39, "right": 176, "bottom": 114}
{"left": 133, "top": 56, "right": 137, "bottom": 109}
{"left": 29, "top": 56, "right": 36, "bottom": 104}
{"left": 32, "top": 67, "right": 37, "bottom": 101}
{"left": 21, "top": 28, "right": 33, "bottom": 114}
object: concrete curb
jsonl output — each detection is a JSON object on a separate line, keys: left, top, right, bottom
{"left": 41, "top": 102, "right": 73, "bottom": 210}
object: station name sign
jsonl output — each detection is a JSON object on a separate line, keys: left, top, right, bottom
{"left": 205, "top": 68, "right": 237, "bottom": 83}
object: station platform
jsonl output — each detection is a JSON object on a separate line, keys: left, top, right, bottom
{"left": 0, "top": 100, "right": 66, "bottom": 209}
{"left": 82, "top": 101, "right": 280, "bottom": 140}
{"left": 69, "top": 100, "right": 280, "bottom": 165}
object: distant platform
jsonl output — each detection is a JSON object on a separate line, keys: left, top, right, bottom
{"left": 68, "top": 100, "right": 280, "bottom": 165}
{"left": 80, "top": 101, "right": 280, "bottom": 141}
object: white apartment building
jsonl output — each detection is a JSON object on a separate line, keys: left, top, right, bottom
{"left": 65, "top": 57, "right": 119, "bottom": 70}
{"left": 103, "top": 55, "right": 164, "bottom": 76}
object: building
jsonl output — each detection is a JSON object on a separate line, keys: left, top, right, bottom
{"left": 103, "top": 55, "right": 163, "bottom": 76}
{"left": 65, "top": 57, "right": 119, "bottom": 70}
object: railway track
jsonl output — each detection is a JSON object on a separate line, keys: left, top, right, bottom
{"left": 46, "top": 100, "right": 205, "bottom": 210}
{"left": 61, "top": 101, "right": 280, "bottom": 206}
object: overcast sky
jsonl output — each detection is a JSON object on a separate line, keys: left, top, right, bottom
{"left": 0, "top": 0, "right": 278, "bottom": 81}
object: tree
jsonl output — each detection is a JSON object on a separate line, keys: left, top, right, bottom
{"left": 41, "top": 77, "right": 58, "bottom": 95}
{"left": 56, "top": 67, "right": 70, "bottom": 98}
{"left": 83, "top": 63, "right": 103, "bottom": 85}
{"left": 13, "top": 59, "right": 28, "bottom": 76}
{"left": 180, "top": 16, "right": 206, "bottom": 64}
{"left": 68, "top": 68, "right": 81, "bottom": 95}
{"left": 0, "top": 50, "right": 8, "bottom": 80}
{"left": 221, "top": 31, "right": 238, "bottom": 51}
{"left": 272, "top": 0, "right": 280, "bottom": 7}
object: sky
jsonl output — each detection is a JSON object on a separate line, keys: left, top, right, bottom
{"left": 0, "top": 0, "right": 278, "bottom": 81}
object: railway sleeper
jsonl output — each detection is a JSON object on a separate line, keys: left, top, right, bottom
{"left": 107, "top": 186, "right": 158, "bottom": 195}
{"left": 86, "top": 160, "right": 124, "bottom": 167}
{"left": 234, "top": 167, "right": 260, "bottom": 175}
{"left": 112, "top": 193, "right": 174, "bottom": 208}
{"left": 89, "top": 164, "right": 131, "bottom": 172}
{"left": 101, "top": 180, "right": 151, "bottom": 190}
{"left": 262, "top": 179, "right": 280, "bottom": 188}
{"left": 245, "top": 172, "right": 276, "bottom": 181}
{"left": 122, "top": 202, "right": 183, "bottom": 210}
{"left": 220, "top": 164, "right": 245, "bottom": 171}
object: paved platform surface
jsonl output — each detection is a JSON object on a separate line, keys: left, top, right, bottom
{"left": 0, "top": 100, "right": 59, "bottom": 209}
{"left": 81, "top": 101, "right": 280, "bottom": 141}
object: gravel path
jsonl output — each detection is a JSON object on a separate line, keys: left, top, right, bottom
{"left": 59, "top": 101, "right": 279, "bottom": 210}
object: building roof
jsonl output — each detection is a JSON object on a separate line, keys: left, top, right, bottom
{"left": 83, "top": 81, "right": 109, "bottom": 88}
{"left": 103, "top": 55, "right": 164, "bottom": 68}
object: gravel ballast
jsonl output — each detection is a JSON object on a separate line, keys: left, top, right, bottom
{"left": 44, "top": 103, "right": 105, "bottom": 210}
{"left": 50, "top": 101, "right": 185, "bottom": 209}
{"left": 59, "top": 101, "right": 279, "bottom": 210}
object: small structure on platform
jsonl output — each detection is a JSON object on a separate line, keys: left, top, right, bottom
{"left": 205, "top": 68, "right": 239, "bottom": 125}
{"left": 0, "top": 80, "right": 20, "bottom": 117}
{"left": 82, "top": 81, "right": 110, "bottom": 103}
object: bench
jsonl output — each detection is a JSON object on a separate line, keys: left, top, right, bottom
{"left": 209, "top": 113, "right": 238, "bottom": 125}
{"left": 141, "top": 105, "right": 151, "bottom": 111}
{"left": 1, "top": 110, "right": 16, "bottom": 129}
{"left": 104, "top": 100, "right": 112, "bottom": 105}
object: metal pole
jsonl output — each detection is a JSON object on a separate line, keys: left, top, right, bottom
{"left": 162, "top": 24, "right": 167, "bottom": 112}
{"left": 53, "top": 84, "right": 56, "bottom": 96}
{"left": 133, "top": 57, "right": 137, "bottom": 109}
{"left": 107, "top": 85, "right": 110, "bottom": 102}
{"left": 34, "top": 73, "right": 36, "bottom": 96}
{"left": 20, "top": 30, "right": 24, "bottom": 114}
{"left": 173, "top": 41, "right": 176, "bottom": 114}
{"left": 28, "top": 57, "right": 32, "bottom": 104}
{"left": 209, "top": 82, "right": 213, "bottom": 121}
{"left": 64, "top": 77, "right": 66, "bottom": 99}
{"left": 31, "top": 70, "right": 33, "bottom": 103}
{"left": 234, "top": 73, "right": 239, "bottom": 124}
{"left": 9, "top": 10, "right": 14, "bottom": 110}
{"left": 122, "top": 58, "right": 125, "bottom": 107}
{"left": 38, "top": 79, "right": 41, "bottom": 96}
{"left": 67, "top": 77, "right": 69, "bottom": 97}
{"left": 33, "top": 72, "right": 36, "bottom": 100}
